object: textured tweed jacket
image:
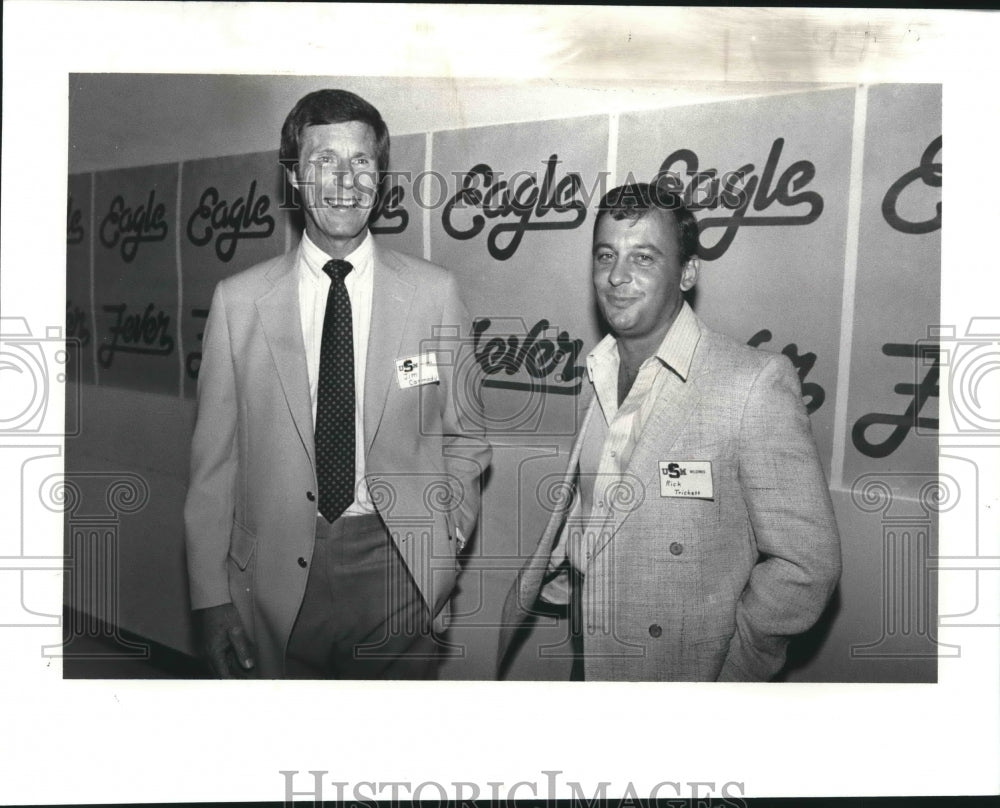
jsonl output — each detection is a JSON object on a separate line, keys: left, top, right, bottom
{"left": 498, "top": 306, "right": 841, "bottom": 681}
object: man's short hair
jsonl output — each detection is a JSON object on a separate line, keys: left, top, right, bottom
{"left": 595, "top": 182, "right": 700, "bottom": 264}
{"left": 279, "top": 89, "right": 390, "bottom": 174}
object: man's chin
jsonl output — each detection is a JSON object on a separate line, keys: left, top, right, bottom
{"left": 304, "top": 219, "right": 371, "bottom": 254}
{"left": 603, "top": 312, "right": 636, "bottom": 335}
{"left": 309, "top": 213, "right": 371, "bottom": 239}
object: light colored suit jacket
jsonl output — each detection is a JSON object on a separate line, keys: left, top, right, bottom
{"left": 184, "top": 240, "right": 492, "bottom": 677}
{"left": 499, "top": 311, "right": 841, "bottom": 681}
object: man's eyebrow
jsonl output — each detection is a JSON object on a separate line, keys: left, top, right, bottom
{"left": 307, "top": 146, "right": 372, "bottom": 154}
{"left": 592, "top": 241, "right": 616, "bottom": 251}
{"left": 628, "top": 243, "right": 667, "bottom": 255}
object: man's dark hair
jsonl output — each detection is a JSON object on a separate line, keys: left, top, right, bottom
{"left": 595, "top": 182, "right": 700, "bottom": 264}
{"left": 279, "top": 89, "right": 390, "bottom": 174}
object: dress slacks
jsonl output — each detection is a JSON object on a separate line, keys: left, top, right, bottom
{"left": 285, "top": 513, "right": 440, "bottom": 679}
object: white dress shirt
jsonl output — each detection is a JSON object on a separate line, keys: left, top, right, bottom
{"left": 560, "top": 301, "right": 702, "bottom": 573}
{"left": 297, "top": 229, "right": 375, "bottom": 516}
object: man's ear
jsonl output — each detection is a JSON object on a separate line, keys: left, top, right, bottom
{"left": 680, "top": 257, "right": 699, "bottom": 291}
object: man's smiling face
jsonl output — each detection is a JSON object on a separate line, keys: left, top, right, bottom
{"left": 291, "top": 120, "right": 379, "bottom": 257}
{"left": 592, "top": 208, "right": 697, "bottom": 344}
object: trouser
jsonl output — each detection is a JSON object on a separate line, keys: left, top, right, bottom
{"left": 570, "top": 567, "right": 585, "bottom": 681}
{"left": 285, "top": 513, "right": 440, "bottom": 679}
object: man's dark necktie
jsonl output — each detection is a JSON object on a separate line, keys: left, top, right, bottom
{"left": 316, "top": 258, "right": 355, "bottom": 523}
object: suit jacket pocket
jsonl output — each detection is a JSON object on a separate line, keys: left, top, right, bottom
{"left": 228, "top": 521, "right": 257, "bottom": 571}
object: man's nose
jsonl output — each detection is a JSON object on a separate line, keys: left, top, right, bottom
{"left": 320, "top": 162, "right": 355, "bottom": 189}
{"left": 338, "top": 165, "right": 356, "bottom": 189}
{"left": 607, "top": 258, "right": 629, "bottom": 286}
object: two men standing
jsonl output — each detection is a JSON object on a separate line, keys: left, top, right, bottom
{"left": 185, "top": 88, "right": 839, "bottom": 680}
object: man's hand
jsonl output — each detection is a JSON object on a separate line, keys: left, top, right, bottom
{"left": 196, "top": 603, "right": 258, "bottom": 678}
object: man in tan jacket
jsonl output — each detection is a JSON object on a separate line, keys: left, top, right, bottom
{"left": 185, "top": 89, "right": 491, "bottom": 678}
{"left": 499, "top": 182, "right": 840, "bottom": 681}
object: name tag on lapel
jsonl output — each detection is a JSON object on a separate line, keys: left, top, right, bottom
{"left": 395, "top": 352, "right": 440, "bottom": 388}
{"left": 658, "top": 461, "right": 714, "bottom": 499}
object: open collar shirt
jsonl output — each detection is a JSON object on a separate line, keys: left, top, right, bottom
{"left": 564, "top": 301, "right": 701, "bottom": 573}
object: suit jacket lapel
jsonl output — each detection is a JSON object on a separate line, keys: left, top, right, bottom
{"left": 364, "top": 244, "right": 414, "bottom": 452}
{"left": 518, "top": 395, "right": 599, "bottom": 603}
{"left": 499, "top": 397, "right": 597, "bottom": 668}
{"left": 255, "top": 252, "right": 315, "bottom": 467}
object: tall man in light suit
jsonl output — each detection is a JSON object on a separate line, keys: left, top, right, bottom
{"left": 185, "top": 89, "right": 491, "bottom": 678}
{"left": 499, "top": 183, "right": 840, "bottom": 681}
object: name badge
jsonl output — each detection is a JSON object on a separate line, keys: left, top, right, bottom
{"left": 395, "top": 352, "right": 439, "bottom": 388}
{"left": 658, "top": 461, "right": 714, "bottom": 499}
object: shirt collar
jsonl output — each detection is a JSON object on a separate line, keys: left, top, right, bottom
{"left": 299, "top": 228, "right": 374, "bottom": 282}
{"left": 586, "top": 300, "right": 701, "bottom": 383}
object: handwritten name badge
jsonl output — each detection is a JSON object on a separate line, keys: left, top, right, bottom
{"left": 395, "top": 352, "right": 439, "bottom": 389}
{"left": 658, "top": 461, "right": 714, "bottom": 499}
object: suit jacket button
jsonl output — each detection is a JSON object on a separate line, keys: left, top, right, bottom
{"left": 669, "top": 542, "right": 684, "bottom": 555}
{"left": 306, "top": 491, "right": 315, "bottom": 502}
{"left": 649, "top": 624, "right": 662, "bottom": 638}
{"left": 297, "top": 557, "right": 307, "bottom": 568}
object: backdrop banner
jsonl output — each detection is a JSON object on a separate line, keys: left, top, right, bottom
{"left": 66, "top": 172, "right": 95, "bottom": 385}
{"left": 845, "top": 83, "right": 941, "bottom": 496}
{"left": 617, "top": 88, "right": 857, "bottom": 472}
{"left": 430, "top": 115, "right": 610, "bottom": 446}
{"left": 369, "top": 132, "right": 426, "bottom": 258}
{"left": 92, "top": 162, "right": 181, "bottom": 395}
{"left": 180, "top": 150, "right": 287, "bottom": 397}
{"left": 837, "top": 83, "right": 943, "bottom": 671}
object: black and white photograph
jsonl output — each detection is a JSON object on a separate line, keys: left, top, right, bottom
{"left": 1, "top": 3, "right": 998, "bottom": 805}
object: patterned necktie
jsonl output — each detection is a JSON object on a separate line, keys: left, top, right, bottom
{"left": 316, "top": 258, "right": 355, "bottom": 523}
